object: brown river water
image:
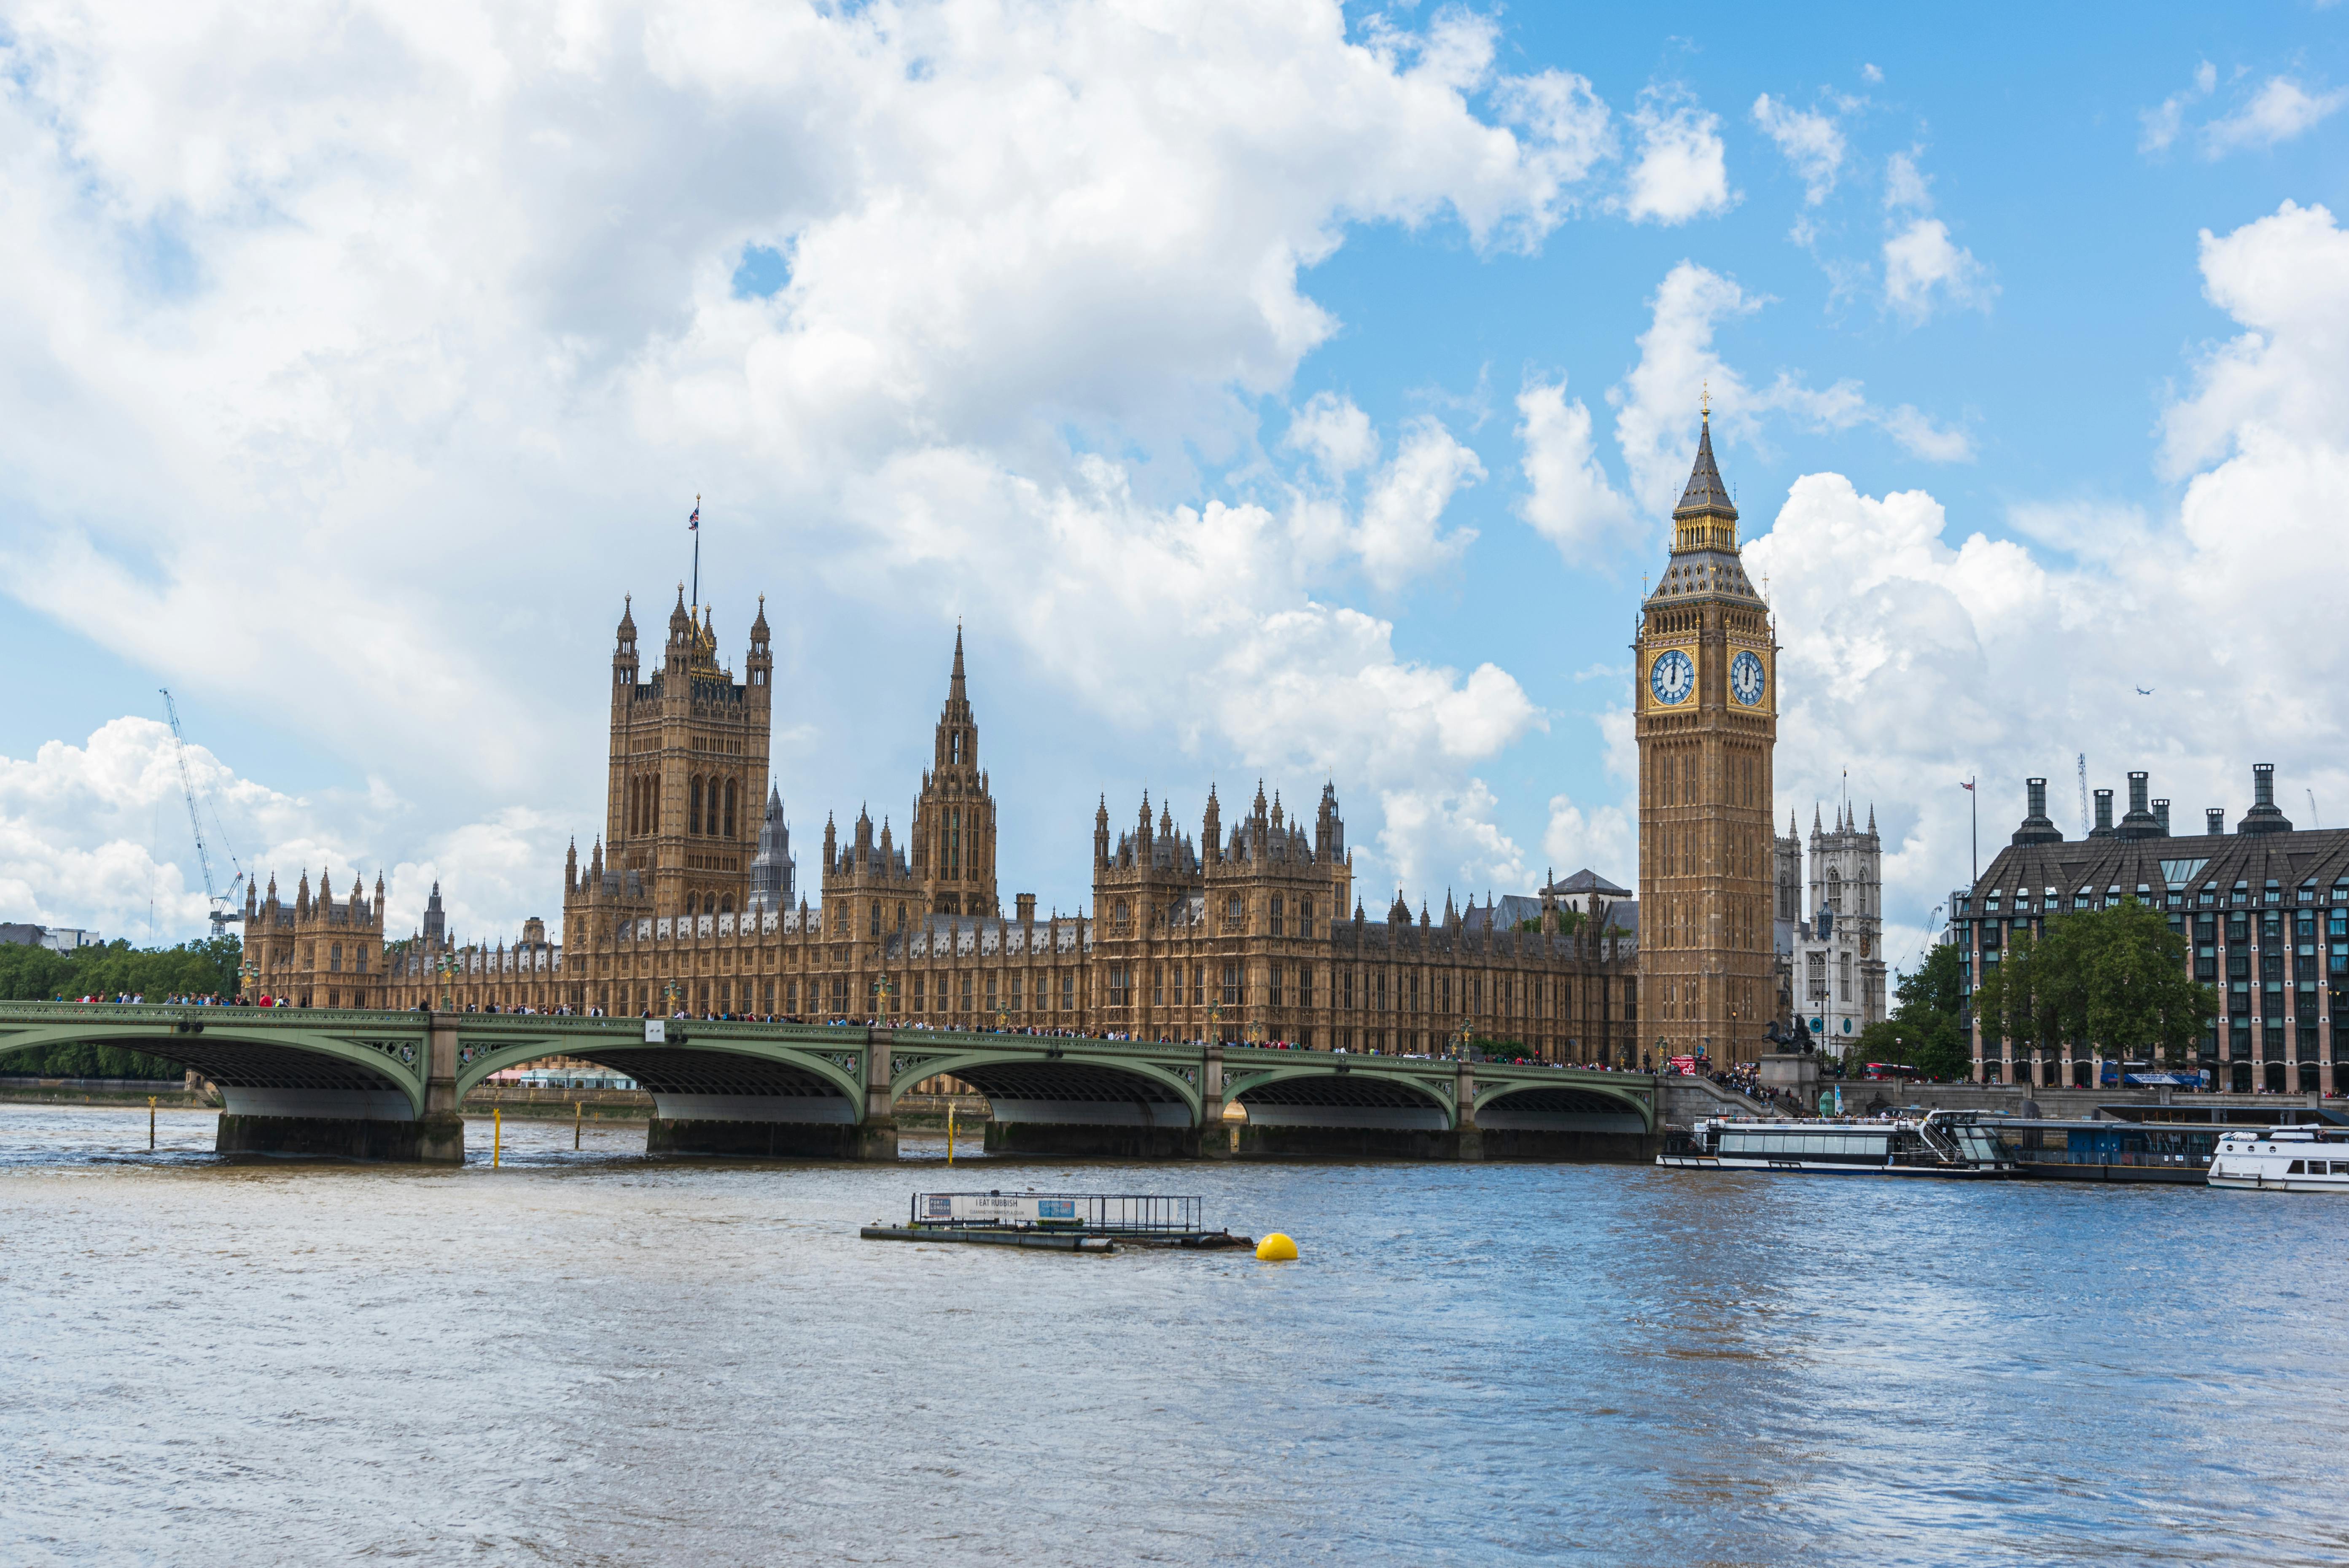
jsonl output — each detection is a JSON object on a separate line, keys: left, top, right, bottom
{"left": 4, "top": 1102, "right": 2346, "bottom": 1566}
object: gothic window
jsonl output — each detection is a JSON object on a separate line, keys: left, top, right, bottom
{"left": 1840, "top": 951, "right": 1853, "bottom": 1002}
{"left": 1115, "top": 898, "right": 1129, "bottom": 925}
{"left": 1170, "top": 966, "right": 1182, "bottom": 1004}
{"left": 1222, "top": 964, "right": 1241, "bottom": 1006}
{"left": 948, "top": 811, "right": 961, "bottom": 879}
{"left": 705, "top": 894, "right": 717, "bottom": 914}
{"left": 724, "top": 779, "right": 737, "bottom": 839}
{"left": 1375, "top": 971, "right": 1388, "bottom": 1011}
{"left": 1226, "top": 896, "right": 1243, "bottom": 926}
{"left": 952, "top": 732, "right": 962, "bottom": 765}
{"left": 1342, "top": 970, "right": 1354, "bottom": 1010}
{"left": 690, "top": 777, "right": 704, "bottom": 836}
{"left": 1111, "top": 966, "right": 1129, "bottom": 1007}
{"left": 330, "top": 942, "right": 342, "bottom": 973}
{"left": 1828, "top": 868, "right": 1843, "bottom": 913}
{"left": 1301, "top": 898, "right": 1314, "bottom": 936}
{"left": 1269, "top": 967, "right": 1283, "bottom": 1007}
{"left": 897, "top": 903, "right": 907, "bottom": 930}
{"left": 1271, "top": 896, "right": 1284, "bottom": 937}
{"left": 720, "top": 896, "right": 733, "bottom": 914}
{"left": 1194, "top": 964, "right": 1205, "bottom": 1004}
{"left": 1300, "top": 968, "right": 1313, "bottom": 1009}
{"left": 870, "top": 904, "right": 881, "bottom": 937}
{"left": 1010, "top": 975, "right": 1022, "bottom": 1011}
{"left": 961, "top": 972, "right": 973, "bottom": 1009}
{"left": 1441, "top": 976, "right": 1453, "bottom": 1015}
{"left": 986, "top": 974, "right": 998, "bottom": 1011}
{"left": 913, "top": 976, "right": 926, "bottom": 1012}
{"left": 1060, "top": 972, "right": 1075, "bottom": 1011}
{"left": 1408, "top": 973, "right": 1420, "bottom": 1011}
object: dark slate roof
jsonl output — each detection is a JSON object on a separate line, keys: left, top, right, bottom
{"left": 1674, "top": 417, "right": 1736, "bottom": 517}
{"left": 1964, "top": 827, "right": 2349, "bottom": 908}
{"left": 1544, "top": 868, "right": 1630, "bottom": 897}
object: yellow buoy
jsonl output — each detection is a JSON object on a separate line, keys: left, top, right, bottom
{"left": 1255, "top": 1232, "right": 1299, "bottom": 1262}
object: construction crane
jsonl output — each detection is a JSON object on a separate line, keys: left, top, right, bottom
{"left": 160, "top": 689, "right": 246, "bottom": 937}
{"left": 2077, "top": 753, "right": 2089, "bottom": 837}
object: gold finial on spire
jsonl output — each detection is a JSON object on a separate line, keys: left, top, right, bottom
{"left": 1701, "top": 380, "right": 1709, "bottom": 420}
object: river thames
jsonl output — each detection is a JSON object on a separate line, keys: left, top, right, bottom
{"left": 4, "top": 1103, "right": 2345, "bottom": 1566}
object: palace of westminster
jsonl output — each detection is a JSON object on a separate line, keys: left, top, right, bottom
{"left": 239, "top": 416, "right": 1885, "bottom": 1069}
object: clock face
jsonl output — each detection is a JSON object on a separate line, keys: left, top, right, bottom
{"left": 1731, "top": 650, "right": 1766, "bottom": 707}
{"left": 1650, "top": 649, "right": 1695, "bottom": 706}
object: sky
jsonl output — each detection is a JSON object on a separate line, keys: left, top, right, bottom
{"left": 2, "top": 0, "right": 2346, "bottom": 978}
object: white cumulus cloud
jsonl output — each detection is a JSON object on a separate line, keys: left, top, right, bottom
{"left": 0, "top": 0, "right": 1630, "bottom": 925}
{"left": 1751, "top": 94, "right": 1845, "bottom": 204}
{"left": 1623, "top": 87, "right": 1735, "bottom": 225}
{"left": 1743, "top": 199, "right": 2349, "bottom": 968}
{"left": 2203, "top": 76, "right": 2349, "bottom": 157}
{"left": 1513, "top": 378, "right": 1640, "bottom": 562}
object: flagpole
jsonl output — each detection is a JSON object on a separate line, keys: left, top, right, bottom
{"left": 691, "top": 493, "right": 701, "bottom": 613}
{"left": 1969, "top": 775, "right": 1978, "bottom": 883}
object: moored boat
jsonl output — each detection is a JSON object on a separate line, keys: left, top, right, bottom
{"left": 2206, "top": 1127, "right": 2349, "bottom": 1192}
{"left": 1657, "top": 1111, "right": 2015, "bottom": 1177}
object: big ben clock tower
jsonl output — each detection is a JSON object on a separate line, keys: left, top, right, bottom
{"left": 1634, "top": 403, "right": 1778, "bottom": 1068}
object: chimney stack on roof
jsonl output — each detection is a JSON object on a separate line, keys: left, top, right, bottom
{"left": 2153, "top": 798, "right": 2171, "bottom": 835}
{"left": 2207, "top": 807, "right": 2226, "bottom": 836}
{"left": 2238, "top": 762, "right": 2292, "bottom": 835}
{"left": 2012, "top": 776, "right": 2064, "bottom": 845}
{"left": 2118, "top": 770, "right": 2163, "bottom": 839}
{"left": 2090, "top": 788, "right": 2115, "bottom": 838}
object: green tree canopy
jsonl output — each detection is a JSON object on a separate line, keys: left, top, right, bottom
{"left": 0, "top": 936, "right": 244, "bottom": 1079}
{"left": 1973, "top": 901, "right": 2212, "bottom": 1063}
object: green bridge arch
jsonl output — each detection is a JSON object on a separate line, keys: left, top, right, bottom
{"left": 883, "top": 1036, "right": 1206, "bottom": 1127}
{"left": 0, "top": 1006, "right": 431, "bottom": 1115}
{"left": 446, "top": 1018, "right": 866, "bottom": 1108}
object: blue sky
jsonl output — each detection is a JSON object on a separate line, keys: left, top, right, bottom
{"left": 2, "top": 0, "right": 2345, "bottom": 971}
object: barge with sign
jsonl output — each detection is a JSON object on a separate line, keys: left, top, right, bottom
{"left": 1658, "top": 1111, "right": 2016, "bottom": 1177}
{"left": 861, "top": 1191, "right": 1254, "bottom": 1251}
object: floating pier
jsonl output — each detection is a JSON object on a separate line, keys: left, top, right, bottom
{"left": 860, "top": 1191, "right": 1254, "bottom": 1252}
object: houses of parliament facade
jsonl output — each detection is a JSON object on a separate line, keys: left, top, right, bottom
{"left": 239, "top": 416, "right": 1785, "bottom": 1066}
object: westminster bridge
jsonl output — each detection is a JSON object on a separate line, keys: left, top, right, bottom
{"left": 0, "top": 1003, "right": 1659, "bottom": 1163}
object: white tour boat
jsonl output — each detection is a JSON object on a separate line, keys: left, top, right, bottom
{"left": 2205, "top": 1126, "right": 2349, "bottom": 1192}
{"left": 1658, "top": 1111, "right": 2015, "bottom": 1177}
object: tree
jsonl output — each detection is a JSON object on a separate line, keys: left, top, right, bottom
{"left": 1973, "top": 902, "right": 2213, "bottom": 1069}
{"left": 0, "top": 936, "right": 244, "bottom": 1079}
{"left": 1881, "top": 940, "right": 1973, "bottom": 1081}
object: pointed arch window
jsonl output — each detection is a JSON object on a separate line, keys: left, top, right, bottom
{"left": 690, "top": 777, "right": 705, "bottom": 836}
{"left": 723, "top": 779, "right": 737, "bottom": 840}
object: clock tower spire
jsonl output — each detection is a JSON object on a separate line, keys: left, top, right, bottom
{"left": 1632, "top": 406, "right": 1779, "bottom": 1068}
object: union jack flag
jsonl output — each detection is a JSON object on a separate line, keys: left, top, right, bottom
{"left": 688, "top": 500, "right": 700, "bottom": 531}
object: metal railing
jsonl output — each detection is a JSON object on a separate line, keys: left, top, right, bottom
{"left": 907, "top": 1192, "right": 1204, "bottom": 1233}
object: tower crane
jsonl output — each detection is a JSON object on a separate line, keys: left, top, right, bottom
{"left": 160, "top": 689, "right": 246, "bottom": 937}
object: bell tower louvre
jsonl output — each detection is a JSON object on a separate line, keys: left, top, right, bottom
{"left": 1632, "top": 404, "right": 1779, "bottom": 1068}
